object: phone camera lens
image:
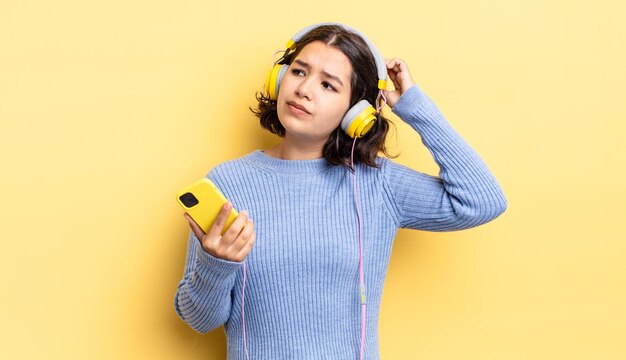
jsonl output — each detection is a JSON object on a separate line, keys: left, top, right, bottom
{"left": 179, "top": 192, "right": 199, "bottom": 208}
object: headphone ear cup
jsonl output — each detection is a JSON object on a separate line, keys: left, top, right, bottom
{"left": 264, "top": 64, "right": 289, "bottom": 100}
{"left": 341, "top": 100, "right": 377, "bottom": 138}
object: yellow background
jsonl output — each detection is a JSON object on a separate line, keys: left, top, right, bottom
{"left": 1, "top": 0, "right": 625, "bottom": 359}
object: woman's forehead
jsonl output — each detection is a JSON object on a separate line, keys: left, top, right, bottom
{"left": 294, "top": 41, "right": 352, "bottom": 82}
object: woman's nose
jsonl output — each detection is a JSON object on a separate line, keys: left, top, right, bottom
{"left": 296, "top": 79, "right": 312, "bottom": 100}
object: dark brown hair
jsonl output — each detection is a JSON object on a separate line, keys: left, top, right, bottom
{"left": 249, "top": 24, "right": 395, "bottom": 169}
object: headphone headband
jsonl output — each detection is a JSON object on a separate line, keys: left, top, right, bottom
{"left": 286, "top": 22, "right": 388, "bottom": 91}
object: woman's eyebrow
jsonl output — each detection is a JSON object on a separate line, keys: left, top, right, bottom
{"left": 293, "top": 59, "right": 344, "bottom": 88}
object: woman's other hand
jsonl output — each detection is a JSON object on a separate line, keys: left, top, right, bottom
{"left": 383, "top": 58, "right": 415, "bottom": 109}
{"left": 184, "top": 203, "right": 256, "bottom": 262}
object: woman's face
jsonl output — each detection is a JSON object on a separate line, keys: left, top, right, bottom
{"left": 276, "top": 41, "right": 352, "bottom": 144}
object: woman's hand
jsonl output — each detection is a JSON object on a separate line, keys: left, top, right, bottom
{"left": 184, "top": 202, "right": 256, "bottom": 262}
{"left": 383, "top": 58, "right": 415, "bottom": 109}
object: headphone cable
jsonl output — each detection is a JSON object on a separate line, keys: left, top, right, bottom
{"left": 350, "top": 136, "right": 367, "bottom": 360}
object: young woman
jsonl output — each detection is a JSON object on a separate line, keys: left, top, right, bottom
{"left": 175, "top": 23, "right": 507, "bottom": 359}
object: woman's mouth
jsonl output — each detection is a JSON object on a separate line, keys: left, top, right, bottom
{"left": 287, "top": 102, "right": 310, "bottom": 115}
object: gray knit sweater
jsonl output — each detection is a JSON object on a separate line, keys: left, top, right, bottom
{"left": 175, "top": 84, "right": 507, "bottom": 359}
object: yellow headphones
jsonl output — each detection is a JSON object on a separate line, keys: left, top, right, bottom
{"left": 264, "top": 22, "right": 388, "bottom": 138}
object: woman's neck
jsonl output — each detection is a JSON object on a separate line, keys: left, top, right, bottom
{"left": 265, "top": 136, "right": 325, "bottom": 160}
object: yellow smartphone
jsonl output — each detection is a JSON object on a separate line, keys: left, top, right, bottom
{"left": 176, "top": 178, "right": 238, "bottom": 234}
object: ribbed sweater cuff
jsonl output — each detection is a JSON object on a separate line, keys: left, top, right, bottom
{"left": 390, "top": 83, "right": 467, "bottom": 147}
{"left": 390, "top": 84, "right": 427, "bottom": 118}
{"left": 192, "top": 237, "right": 242, "bottom": 279}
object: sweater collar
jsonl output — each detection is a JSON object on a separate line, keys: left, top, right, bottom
{"left": 246, "top": 150, "right": 333, "bottom": 174}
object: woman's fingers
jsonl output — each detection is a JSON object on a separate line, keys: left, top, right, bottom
{"left": 209, "top": 211, "right": 251, "bottom": 260}
{"left": 221, "top": 211, "right": 249, "bottom": 246}
{"left": 206, "top": 202, "right": 234, "bottom": 239}
{"left": 184, "top": 213, "right": 205, "bottom": 240}
{"left": 186, "top": 204, "right": 256, "bottom": 262}
{"left": 228, "top": 219, "right": 255, "bottom": 261}
{"left": 229, "top": 219, "right": 254, "bottom": 252}
{"left": 234, "top": 231, "right": 256, "bottom": 262}
{"left": 382, "top": 58, "right": 416, "bottom": 109}
{"left": 384, "top": 58, "right": 415, "bottom": 94}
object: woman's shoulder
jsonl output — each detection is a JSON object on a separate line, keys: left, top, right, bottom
{"left": 205, "top": 150, "right": 260, "bottom": 180}
{"left": 355, "top": 155, "right": 391, "bottom": 175}
{"left": 360, "top": 156, "right": 439, "bottom": 184}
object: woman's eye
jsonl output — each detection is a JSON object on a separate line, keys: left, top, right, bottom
{"left": 322, "top": 82, "right": 336, "bottom": 91}
{"left": 291, "top": 69, "right": 304, "bottom": 76}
